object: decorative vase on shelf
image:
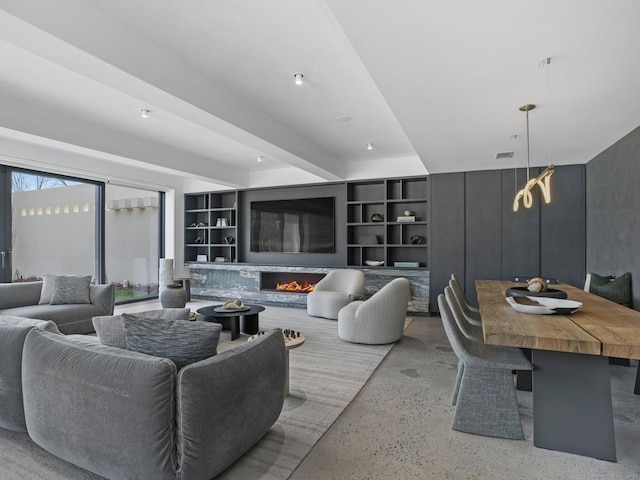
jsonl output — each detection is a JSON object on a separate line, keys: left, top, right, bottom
{"left": 160, "top": 283, "right": 187, "bottom": 308}
{"left": 371, "top": 213, "right": 383, "bottom": 222}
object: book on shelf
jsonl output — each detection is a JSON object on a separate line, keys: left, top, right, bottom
{"left": 397, "top": 216, "right": 416, "bottom": 222}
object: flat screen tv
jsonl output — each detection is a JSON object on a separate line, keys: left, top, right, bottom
{"left": 250, "top": 197, "right": 335, "bottom": 253}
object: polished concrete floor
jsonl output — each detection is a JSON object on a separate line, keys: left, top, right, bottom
{"left": 291, "top": 315, "right": 640, "bottom": 480}
{"left": 117, "top": 301, "right": 640, "bottom": 479}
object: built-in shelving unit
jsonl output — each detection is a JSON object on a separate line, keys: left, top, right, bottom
{"left": 184, "top": 191, "right": 237, "bottom": 263}
{"left": 346, "top": 177, "right": 428, "bottom": 268}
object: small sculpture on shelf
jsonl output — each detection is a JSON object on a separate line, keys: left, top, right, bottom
{"left": 371, "top": 213, "right": 383, "bottom": 222}
{"left": 410, "top": 235, "right": 422, "bottom": 244}
{"left": 223, "top": 235, "right": 234, "bottom": 244}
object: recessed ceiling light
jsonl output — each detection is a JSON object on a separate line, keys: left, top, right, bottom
{"left": 496, "top": 151, "right": 514, "bottom": 159}
{"left": 140, "top": 109, "right": 149, "bottom": 119}
{"left": 257, "top": 155, "right": 263, "bottom": 162}
{"left": 336, "top": 115, "right": 352, "bottom": 122}
{"left": 367, "top": 143, "right": 374, "bottom": 150}
{"left": 293, "top": 73, "right": 303, "bottom": 85}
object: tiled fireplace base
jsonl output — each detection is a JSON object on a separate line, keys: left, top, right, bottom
{"left": 189, "top": 263, "right": 429, "bottom": 314}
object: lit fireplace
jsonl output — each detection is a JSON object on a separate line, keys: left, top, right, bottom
{"left": 261, "top": 272, "right": 325, "bottom": 293}
{"left": 276, "top": 281, "right": 316, "bottom": 292}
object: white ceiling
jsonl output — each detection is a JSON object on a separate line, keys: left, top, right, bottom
{"left": 0, "top": 0, "right": 638, "bottom": 189}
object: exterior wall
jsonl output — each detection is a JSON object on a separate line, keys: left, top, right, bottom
{"left": 12, "top": 184, "right": 159, "bottom": 287}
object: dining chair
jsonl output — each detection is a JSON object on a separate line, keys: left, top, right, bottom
{"left": 448, "top": 277, "right": 482, "bottom": 326}
{"left": 437, "top": 294, "right": 532, "bottom": 440}
{"left": 450, "top": 274, "right": 479, "bottom": 310}
{"left": 444, "top": 287, "right": 483, "bottom": 342}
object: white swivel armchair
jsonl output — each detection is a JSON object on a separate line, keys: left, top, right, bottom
{"left": 306, "top": 269, "right": 365, "bottom": 320}
{"left": 338, "top": 278, "right": 411, "bottom": 344}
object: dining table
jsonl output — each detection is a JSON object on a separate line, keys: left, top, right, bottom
{"left": 476, "top": 280, "right": 640, "bottom": 462}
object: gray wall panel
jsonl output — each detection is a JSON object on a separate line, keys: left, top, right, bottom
{"left": 501, "top": 168, "right": 541, "bottom": 281}
{"left": 429, "top": 173, "right": 465, "bottom": 311}
{"left": 541, "top": 164, "right": 586, "bottom": 287}
{"left": 465, "top": 170, "right": 502, "bottom": 300}
{"left": 587, "top": 125, "right": 640, "bottom": 308}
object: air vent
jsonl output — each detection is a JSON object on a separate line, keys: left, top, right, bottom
{"left": 495, "top": 151, "right": 514, "bottom": 159}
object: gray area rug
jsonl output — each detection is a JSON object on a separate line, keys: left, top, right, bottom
{"left": 0, "top": 306, "right": 402, "bottom": 479}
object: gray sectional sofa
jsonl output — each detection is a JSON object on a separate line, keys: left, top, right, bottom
{"left": 0, "top": 281, "right": 114, "bottom": 334}
{"left": 0, "top": 318, "right": 287, "bottom": 480}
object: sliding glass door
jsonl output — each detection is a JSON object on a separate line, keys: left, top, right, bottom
{"left": 105, "top": 184, "right": 161, "bottom": 302}
{"left": 0, "top": 167, "right": 11, "bottom": 282}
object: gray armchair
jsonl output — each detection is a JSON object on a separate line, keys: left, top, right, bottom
{"left": 338, "top": 278, "right": 411, "bottom": 344}
{"left": 307, "top": 269, "right": 364, "bottom": 320}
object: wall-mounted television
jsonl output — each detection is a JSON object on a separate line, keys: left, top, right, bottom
{"left": 250, "top": 197, "right": 335, "bottom": 253}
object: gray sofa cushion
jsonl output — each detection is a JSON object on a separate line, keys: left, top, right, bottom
{"left": 0, "top": 314, "right": 61, "bottom": 334}
{"left": 50, "top": 275, "right": 92, "bottom": 305}
{"left": 93, "top": 308, "right": 191, "bottom": 348}
{"left": 0, "top": 281, "right": 42, "bottom": 309}
{"left": 123, "top": 314, "right": 221, "bottom": 369}
{"left": 22, "top": 329, "right": 178, "bottom": 480}
{"left": 0, "top": 323, "right": 34, "bottom": 432}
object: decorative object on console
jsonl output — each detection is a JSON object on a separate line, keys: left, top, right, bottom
{"left": 394, "top": 261, "right": 419, "bottom": 268}
{"left": 364, "top": 260, "right": 384, "bottom": 266}
{"left": 370, "top": 213, "right": 383, "bottom": 222}
{"left": 410, "top": 235, "right": 422, "bottom": 244}
{"left": 159, "top": 283, "right": 187, "bottom": 308}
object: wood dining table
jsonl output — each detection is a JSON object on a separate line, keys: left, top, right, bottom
{"left": 476, "top": 280, "right": 640, "bottom": 462}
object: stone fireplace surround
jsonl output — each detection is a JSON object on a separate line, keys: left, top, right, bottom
{"left": 189, "top": 263, "right": 429, "bottom": 314}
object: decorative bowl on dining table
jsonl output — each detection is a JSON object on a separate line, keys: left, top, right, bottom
{"left": 506, "top": 296, "right": 583, "bottom": 315}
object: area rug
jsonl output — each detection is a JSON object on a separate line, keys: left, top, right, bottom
{"left": 0, "top": 305, "right": 405, "bottom": 480}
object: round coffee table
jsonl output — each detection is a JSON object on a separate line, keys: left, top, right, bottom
{"left": 249, "top": 330, "right": 305, "bottom": 396}
{"left": 196, "top": 304, "right": 264, "bottom": 340}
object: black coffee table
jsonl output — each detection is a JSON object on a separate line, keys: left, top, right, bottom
{"left": 196, "top": 304, "right": 265, "bottom": 340}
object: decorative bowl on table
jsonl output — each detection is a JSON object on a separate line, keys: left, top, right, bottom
{"left": 506, "top": 296, "right": 582, "bottom": 315}
{"left": 505, "top": 286, "right": 568, "bottom": 299}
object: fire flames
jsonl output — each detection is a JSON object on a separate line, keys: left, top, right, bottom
{"left": 276, "top": 281, "right": 316, "bottom": 293}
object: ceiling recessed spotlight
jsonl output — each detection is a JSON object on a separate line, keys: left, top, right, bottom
{"left": 336, "top": 115, "right": 352, "bottom": 122}
{"left": 367, "top": 143, "right": 374, "bottom": 150}
{"left": 293, "top": 73, "right": 303, "bottom": 85}
{"left": 257, "top": 155, "right": 263, "bottom": 162}
{"left": 140, "top": 109, "right": 149, "bottom": 119}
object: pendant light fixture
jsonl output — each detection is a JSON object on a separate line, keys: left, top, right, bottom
{"left": 512, "top": 58, "right": 555, "bottom": 212}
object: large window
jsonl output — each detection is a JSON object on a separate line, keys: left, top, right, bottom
{"left": 11, "top": 171, "right": 97, "bottom": 281}
{"left": 1, "top": 166, "right": 163, "bottom": 304}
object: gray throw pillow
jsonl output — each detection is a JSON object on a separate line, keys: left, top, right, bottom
{"left": 123, "top": 313, "right": 221, "bottom": 369}
{"left": 50, "top": 275, "right": 92, "bottom": 305}
{"left": 93, "top": 308, "right": 191, "bottom": 348}
{"left": 38, "top": 274, "right": 56, "bottom": 304}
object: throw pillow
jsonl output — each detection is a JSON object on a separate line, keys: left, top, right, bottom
{"left": 38, "top": 274, "right": 56, "bottom": 304}
{"left": 588, "top": 272, "right": 632, "bottom": 308}
{"left": 123, "top": 313, "right": 221, "bottom": 369}
{"left": 93, "top": 308, "right": 191, "bottom": 348}
{"left": 50, "top": 275, "right": 92, "bottom": 305}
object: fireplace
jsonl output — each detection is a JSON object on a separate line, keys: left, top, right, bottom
{"left": 260, "top": 272, "right": 325, "bottom": 293}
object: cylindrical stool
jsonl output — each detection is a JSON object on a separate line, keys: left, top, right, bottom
{"left": 160, "top": 283, "right": 187, "bottom": 308}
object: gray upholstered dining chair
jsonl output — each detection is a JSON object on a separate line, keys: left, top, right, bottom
{"left": 306, "top": 269, "right": 365, "bottom": 320}
{"left": 448, "top": 276, "right": 482, "bottom": 326}
{"left": 337, "top": 278, "right": 411, "bottom": 344}
{"left": 438, "top": 293, "right": 532, "bottom": 440}
{"left": 444, "top": 286, "right": 484, "bottom": 342}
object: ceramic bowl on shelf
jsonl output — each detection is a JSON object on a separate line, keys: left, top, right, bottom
{"left": 364, "top": 260, "right": 384, "bottom": 266}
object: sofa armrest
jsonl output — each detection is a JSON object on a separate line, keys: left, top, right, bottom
{"left": 89, "top": 283, "right": 115, "bottom": 315}
{"left": 0, "top": 281, "right": 42, "bottom": 309}
{"left": 176, "top": 329, "right": 286, "bottom": 480}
